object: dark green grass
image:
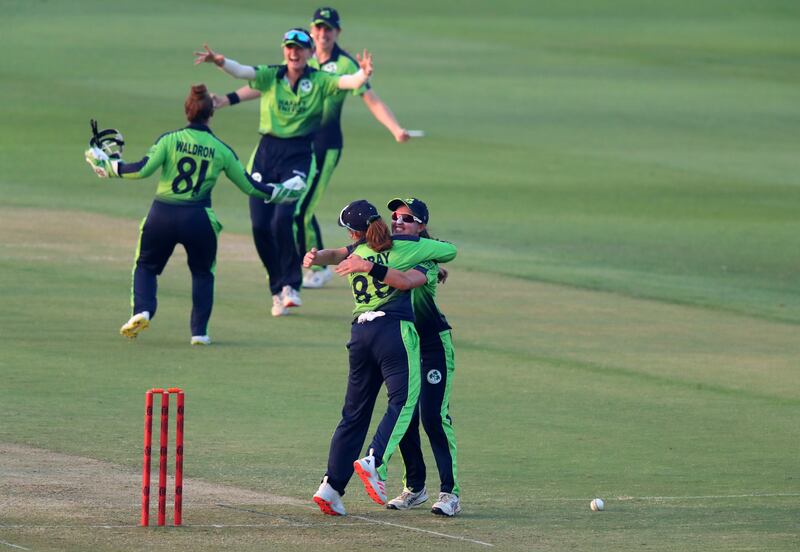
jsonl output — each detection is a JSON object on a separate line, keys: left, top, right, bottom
{"left": 1, "top": 1, "right": 800, "bottom": 550}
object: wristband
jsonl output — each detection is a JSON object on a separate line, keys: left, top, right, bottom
{"left": 368, "top": 263, "right": 389, "bottom": 281}
{"left": 226, "top": 92, "right": 241, "bottom": 106}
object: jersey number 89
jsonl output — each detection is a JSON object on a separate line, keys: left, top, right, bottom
{"left": 352, "top": 274, "right": 393, "bottom": 304}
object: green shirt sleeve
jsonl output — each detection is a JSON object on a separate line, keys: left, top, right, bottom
{"left": 223, "top": 155, "right": 272, "bottom": 201}
{"left": 404, "top": 237, "right": 457, "bottom": 265}
{"left": 249, "top": 65, "right": 278, "bottom": 92}
{"left": 119, "top": 138, "right": 167, "bottom": 180}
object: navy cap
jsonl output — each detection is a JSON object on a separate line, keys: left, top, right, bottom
{"left": 312, "top": 7, "right": 341, "bottom": 29}
{"left": 282, "top": 28, "right": 314, "bottom": 49}
{"left": 387, "top": 197, "right": 429, "bottom": 225}
{"left": 338, "top": 199, "right": 380, "bottom": 232}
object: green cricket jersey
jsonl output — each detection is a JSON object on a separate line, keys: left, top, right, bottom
{"left": 411, "top": 260, "right": 452, "bottom": 340}
{"left": 309, "top": 44, "right": 369, "bottom": 149}
{"left": 345, "top": 235, "right": 457, "bottom": 319}
{"left": 117, "top": 124, "right": 273, "bottom": 204}
{"left": 248, "top": 65, "right": 340, "bottom": 138}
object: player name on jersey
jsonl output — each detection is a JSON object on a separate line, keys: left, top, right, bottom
{"left": 364, "top": 251, "right": 390, "bottom": 265}
{"left": 175, "top": 140, "right": 215, "bottom": 159}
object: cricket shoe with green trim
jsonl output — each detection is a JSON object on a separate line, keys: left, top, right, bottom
{"left": 313, "top": 476, "right": 346, "bottom": 516}
{"left": 120, "top": 312, "right": 150, "bottom": 339}
{"left": 386, "top": 486, "right": 428, "bottom": 510}
{"left": 431, "top": 492, "right": 461, "bottom": 517}
{"left": 353, "top": 448, "right": 386, "bottom": 505}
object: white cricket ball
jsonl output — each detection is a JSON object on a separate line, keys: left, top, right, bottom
{"left": 590, "top": 498, "right": 605, "bottom": 511}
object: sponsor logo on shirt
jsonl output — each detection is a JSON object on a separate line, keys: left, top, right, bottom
{"left": 278, "top": 99, "right": 309, "bottom": 114}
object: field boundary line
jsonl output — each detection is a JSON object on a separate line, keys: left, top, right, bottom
{"left": 349, "top": 515, "right": 493, "bottom": 547}
{"left": 0, "top": 540, "right": 30, "bottom": 551}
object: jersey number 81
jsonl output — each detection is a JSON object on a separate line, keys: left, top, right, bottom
{"left": 172, "top": 156, "right": 210, "bottom": 196}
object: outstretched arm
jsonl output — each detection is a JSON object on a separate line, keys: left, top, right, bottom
{"left": 194, "top": 44, "right": 257, "bottom": 79}
{"left": 337, "top": 49, "right": 372, "bottom": 90}
{"left": 361, "top": 89, "right": 409, "bottom": 143}
{"left": 304, "top": 247, "right": 350, "bottom": 268}
{"left": 335, "top": 255, "right": 427, "bottom": 290}
{"left": 210, "top": 86, "right": 261, "bottom": 109}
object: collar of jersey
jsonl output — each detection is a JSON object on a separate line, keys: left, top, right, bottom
{"left": 391, "top": 235, "right": 421, "bottom": 242}
{"left": 186, "top": 123, "right": 212, "bottom": 133}
{"left": 317, "top": 43, "right": 342, "bottom": 66}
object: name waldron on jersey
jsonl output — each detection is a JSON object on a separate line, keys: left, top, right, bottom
{"left": 175, "top": 141, "right": 215, "bottom": 159}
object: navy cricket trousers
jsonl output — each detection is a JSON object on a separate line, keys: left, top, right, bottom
{"left": 324, "top": 316, "right": 421, "bottom": 496}
{"left": 132, "top": 200, "right": 219, "bottom": 336}
{"left": 397, "top": 330, "right": 460, "bottom": 495}
{"left": 248, "top": 134, "right": 312, "bottom": 296}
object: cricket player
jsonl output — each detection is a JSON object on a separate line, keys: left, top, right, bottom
{"left": 299, "top": 7, "right": 412, "bottom": 289}
{"left": 384, "top": 198, "right": 461, "bottom": 516}
{"left": 84, "top": 85, "right": 304, "bottom": 344}
{"left": 303, "top": 200, "right": 456, "bottom": 516}
{"left": 194, "top": 29, "right": 372, "bottom": 316}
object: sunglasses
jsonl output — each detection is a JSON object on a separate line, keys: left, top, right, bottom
{"left": 392, "top": 212, "right": 423, "bottom": 224}
{"left": 283, "top": 30, "right": 311, "bottom": 44}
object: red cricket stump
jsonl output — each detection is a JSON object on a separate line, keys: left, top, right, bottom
{"left": 173, "top": 389, "right": 185, "bottom": 526}
{"left": 141, "top": 390, "right": 154, "bottom": 527}
{"left": 157, "top": 390, "right": 169, "bottom": 526}
{"left": 141, "top": 387, "right": 185, "bottom": 527}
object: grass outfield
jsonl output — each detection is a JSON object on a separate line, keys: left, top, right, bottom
{"left": 1, "top": 1, "right": 799, "bottom": 550}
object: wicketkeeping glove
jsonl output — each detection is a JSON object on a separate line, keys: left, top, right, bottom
{"left": 269, "top": 175, "right": 307, "bottom": 204}
{"left": 84, "top": 146, "right": 120, "bottom": 178}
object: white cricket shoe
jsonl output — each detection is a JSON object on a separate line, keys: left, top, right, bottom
{"left": 431, "top": 492, "right": 461, "bottom": 517}
{"left": 120, "top": 311, "right": 150, "bottom": 339}
{"left": 190, "top": 335, "right": 211, "bottom": 346}
{"left": 353, "top": 448, "right": 386, "bottom": 505}
{"left": 302, "top": 267, "right": 333, "bottom": 289}
{"left": 313, "top": 476, "right": 346, "bottom": 516}
{"left": 271, "top": 294, "right": 288, "bottom": 317}
{"left": 386, "top": 486, "right": 428, "bottom": 510}
{"left": 281, "top": 285, "right": 302, "bottom": 308}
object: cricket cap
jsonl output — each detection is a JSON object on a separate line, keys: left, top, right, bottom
{"left": 312, "top": 7, "right": 341, "bottom": 29}
{"left": 282, "top": 28, "right": 314, "bottom": 49}
{"left": 387, "top": 197, "right": 429, "bottom": 224}
{"left": 338, "top": 199, "right": 380, "bottom": 232}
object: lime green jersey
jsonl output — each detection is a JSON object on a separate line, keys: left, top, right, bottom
{"left": 309, "top": 44, "right": 369, "bottom": 149}
{"left": 117, "top": 124, "right": 273, "bottom": 204}
{"left": 345, "top": 235, "right": 457, "bottom": 319}
{"left": 411, "top": 260, "right": 451, "bottom": 340}
{"left": 248, "top": 65, "right": 340, "bottom": 138}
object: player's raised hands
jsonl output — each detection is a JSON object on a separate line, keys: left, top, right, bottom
{"left": 356, "top": 50, "right": 373, "bottom": 77}
{"left": 194, "top": 44, "right": 225, "bottom": 67}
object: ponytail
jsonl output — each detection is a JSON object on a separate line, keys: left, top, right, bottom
{"left": 365, "top": 216, "right": 393, "bottom": 252}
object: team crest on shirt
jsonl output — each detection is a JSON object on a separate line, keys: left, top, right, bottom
{"left": 427, "top": 369, "right": 442, "bottom": 385}
{"left": 299, "top": 79, "right": 313, "bottom": 93}
{"left": 322, "top": 61, "right": 338, "bottom": 73}
{"left": 251, "top": 172, "right": 263, "bottom": 182}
